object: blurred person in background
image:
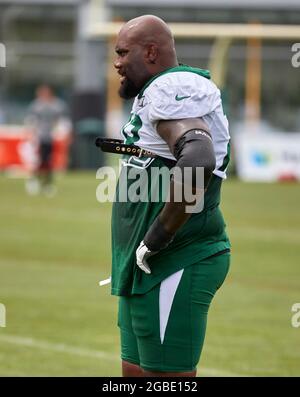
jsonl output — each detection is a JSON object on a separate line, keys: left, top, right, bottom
{"left": 25, "top": 84, "right": 69, "bottom": 196}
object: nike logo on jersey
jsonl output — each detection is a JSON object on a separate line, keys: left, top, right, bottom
{"left": 175, "top": 94, "right": 191, "bottom": 101}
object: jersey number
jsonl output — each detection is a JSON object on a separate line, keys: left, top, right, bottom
{"left": 121, "top": 114, "right": 142, "bottom": 145}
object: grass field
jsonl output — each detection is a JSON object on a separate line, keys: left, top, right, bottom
{"left": 0, "top": 172, "right": 300, "bottom": 376}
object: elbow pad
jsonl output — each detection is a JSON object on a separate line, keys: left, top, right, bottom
{"left": 173, "top": 129, "right": 216, "bottom": 189}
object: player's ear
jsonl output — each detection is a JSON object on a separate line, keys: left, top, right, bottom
{"left": 146, "top": 44, "right": 158, "bottom": 64}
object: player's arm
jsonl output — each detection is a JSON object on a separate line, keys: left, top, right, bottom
{"left": 136, "top": 117, "right": 216, "bottom": 274}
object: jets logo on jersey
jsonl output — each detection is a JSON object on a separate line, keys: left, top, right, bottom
{"left": 138, "top": 96, "right": 147, "bottom": 108}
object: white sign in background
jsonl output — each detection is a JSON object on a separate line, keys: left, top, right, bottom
{"left": 234, "top": 132, "right": 300, "bottom": 182}
{"left": 0, "top": 43, "right": 6, "bottom": 68}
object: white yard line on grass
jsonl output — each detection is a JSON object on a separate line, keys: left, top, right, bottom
{"left": 0, "top": 334, "right": 244, "bottom": 377}
{"left": 0, "top": 334, "right": 119, "bottom": 362}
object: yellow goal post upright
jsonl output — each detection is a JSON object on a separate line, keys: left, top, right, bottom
{"left": 86, "top": 21, "right": 300, "bottom": 136}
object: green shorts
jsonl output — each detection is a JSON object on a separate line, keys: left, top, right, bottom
{"left": 118, "top": 251, "right": 230, "bottom": 373}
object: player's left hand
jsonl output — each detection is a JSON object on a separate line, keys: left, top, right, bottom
{"left": 136, "top": 241, "right": 157, "bottom": 274}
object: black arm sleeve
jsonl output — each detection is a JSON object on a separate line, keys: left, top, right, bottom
{"left": 143, "top": 128, "right": 216, "bottom": 252}
{"left": 173, "top": 129, "right": 216, "bottom": 189}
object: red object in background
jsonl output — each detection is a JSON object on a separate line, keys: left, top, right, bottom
{"left": 0, "top": 126, "right": 71, "bottom": 172}
{"left": 277, "top": 173, "right": 298, "bottom": 182}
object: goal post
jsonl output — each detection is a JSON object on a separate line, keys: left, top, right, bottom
{"left": 85, "top": 21, "right": 300, "bottom": 134}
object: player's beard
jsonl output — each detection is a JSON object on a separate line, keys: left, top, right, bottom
{"left": 118, "top": 77, "right": 141, "bottom": 99}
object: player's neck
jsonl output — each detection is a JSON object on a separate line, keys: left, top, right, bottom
{"left": 150, "top": 60, "right": 179, "bottom": 77}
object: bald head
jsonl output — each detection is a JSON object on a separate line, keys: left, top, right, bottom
{"left": 121, "top": 15, "right": 174, "bottom": 49}
{"left": 114, "top": 15, "right": 178, "bottom": 99}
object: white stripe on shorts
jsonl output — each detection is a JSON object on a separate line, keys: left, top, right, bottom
{"left": 159, "top": 269, "right": 184, "bottom": 344}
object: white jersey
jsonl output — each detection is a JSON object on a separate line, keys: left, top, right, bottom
{"left": 121, "top": 65, "right": 230, "bottom": 179}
